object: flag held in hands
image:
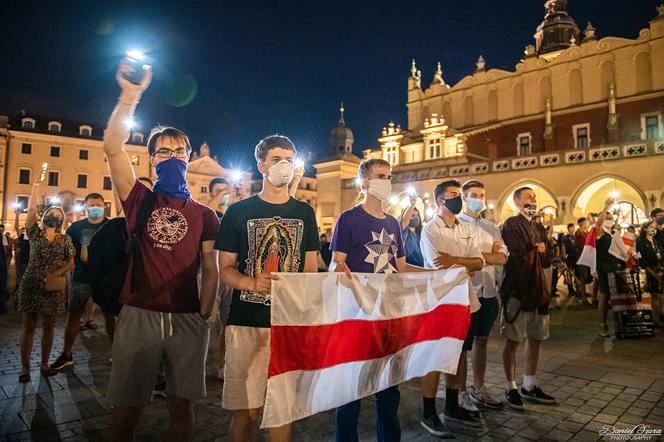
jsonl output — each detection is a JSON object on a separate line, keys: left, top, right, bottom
{"left": 261, "top": 268, "right": 472, "bottom": 428}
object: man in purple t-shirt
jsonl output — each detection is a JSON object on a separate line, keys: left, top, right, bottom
{"left": 330, "top": 158, "right": 430, "bottom": 442}
{"left": 102, "top": 59, "right": 220, "bottom": 441}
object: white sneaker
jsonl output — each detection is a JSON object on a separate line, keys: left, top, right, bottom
{"left": 459, "top": 390, "right": 480, "bottom": 416}
{"left": 470, "top": 386, "right": 503, "bottom": 409}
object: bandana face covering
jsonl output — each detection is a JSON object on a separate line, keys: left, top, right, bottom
{"left": 153, "top": 157, "right": 191, "bottom": 199}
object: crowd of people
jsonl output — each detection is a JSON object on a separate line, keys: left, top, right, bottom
{"left": 0, "top": 60, "right": 662, "bottom": 442}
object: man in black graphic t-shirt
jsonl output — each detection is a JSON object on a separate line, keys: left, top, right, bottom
{"left": 215, "top": 135, "right": 319, "bottom": 442}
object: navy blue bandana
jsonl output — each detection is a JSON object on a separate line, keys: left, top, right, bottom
{"left": 153, "top": 157, "right": 191, "bottom": 199}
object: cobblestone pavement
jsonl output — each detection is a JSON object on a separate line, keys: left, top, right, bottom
{"left": 1, "top": 283, "right": 663, "bottom": 441}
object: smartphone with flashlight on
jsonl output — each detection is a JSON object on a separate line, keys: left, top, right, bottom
{"left": 124, "top": 50, "right": 145, "bottom": 85}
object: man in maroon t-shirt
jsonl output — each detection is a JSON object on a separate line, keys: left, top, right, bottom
{"left": 103, "top": 59, "right": 220, "bottom": 441}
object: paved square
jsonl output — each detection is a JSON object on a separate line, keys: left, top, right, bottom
{"left": 1, "top": 289, "right": 663, "bottom": 441}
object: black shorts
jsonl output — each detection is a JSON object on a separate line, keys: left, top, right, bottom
{"left": 462, "top": 312, "right": 477, "bottom": 351}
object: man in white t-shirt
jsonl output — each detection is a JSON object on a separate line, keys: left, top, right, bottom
{"left": 459, "top": 180, "right": 508, "bottom": 410}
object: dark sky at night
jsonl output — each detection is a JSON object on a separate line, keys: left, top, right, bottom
{"left": 0, "top": 0, "right": 658, "bottom": 171}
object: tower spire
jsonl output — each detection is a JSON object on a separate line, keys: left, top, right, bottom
{"left": 339, "top": 102, "right": 345, "bottom": 125}
{"left": 534, "top": 0, "right": 580, "bottom": 56}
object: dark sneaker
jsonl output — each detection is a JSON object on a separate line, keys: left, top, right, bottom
{"left": 420, "top": 413, "right": 454, "bottom": 438}
{"left": 50, "top": 353, "right": 74, "bottom": 370}
{"left": 521, "top": 386, "right": 556, "bottom": 404}
{"left": 505, "top": 389, "right": 524, "bottom": 410}
{"left": 444, "top": 406, "right": 482, "bottom": 428}
{"left": 152, "top": 381, "right": 167, "bottom": 399}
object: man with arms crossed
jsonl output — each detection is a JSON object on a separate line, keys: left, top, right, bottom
{"left": 419, "top": 180, "right": 484, "bottom": 436}
{"left": 104, "top": 60, "right": 220, "bottom": 441}
{"left": 216, "top": 135, "right": 319, "bottom": 442}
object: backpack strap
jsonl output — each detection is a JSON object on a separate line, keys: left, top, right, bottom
{"left": 129, "top": 190, "right": 157, "bottom": 293}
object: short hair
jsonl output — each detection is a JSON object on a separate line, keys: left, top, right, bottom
{"left": 84, "top": 193, "right": 104, "bottom": 203}
{"left": 577, "top": 217, "right": 586, "bottom": 225}
{"left": 434, "top": 179, "right": 462, "bottom": 202}
{"left": 358, "top": 158, "right": 391, "bottom": 179}
{"left": 137, "top": 176, "right": 153, "bottom": 186}
{"left": 254, "top": 134, "right": 296, "bottom": 163}
{"left": 650, "top": 208, "right": 664, "bottom": 218}
{"left": 513, "top": 186, "right": 533, "bottom": 202}
{"left": 462, "top": 180, "right": 484, "bottom": 195}
{"left": 146, "top": 126, "right": 192, "bottom": 156}
{"left": 209, "top": 177, "right": 228, "bottom": 191}
{"left": 567, "top": 223, "right": 575, "bottom": 229}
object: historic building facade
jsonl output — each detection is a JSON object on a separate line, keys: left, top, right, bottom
{"left": 359, "top": 2, "right": 664, "bottom": 226}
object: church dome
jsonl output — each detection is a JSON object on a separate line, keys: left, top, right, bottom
{"left": 329, "top": 103, "right": 354, "bottom": 155}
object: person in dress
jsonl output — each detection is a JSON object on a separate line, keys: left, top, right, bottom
{"left": 16, "top": 173, "right": 75, "bottom": 382}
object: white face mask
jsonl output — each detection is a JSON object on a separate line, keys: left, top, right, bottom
{"left": 603, "top": 219, "right": 615, "bottom": 230}
{"left": 266, "top": 160, "right": 294, "bottom": 187}
{"left": 367, "top": 179, "right": 392, "bottom": 202}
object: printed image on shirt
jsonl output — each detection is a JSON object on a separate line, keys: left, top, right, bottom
{"left": 364, "top": 228, "right": 399, "bottom": 273}
{"left": 243, "top": 217, "right": 304, "bottom": 305}
{"left": 147, "top": 207, "right": 189, "bottom": 250}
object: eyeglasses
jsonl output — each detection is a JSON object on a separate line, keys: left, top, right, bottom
{"left": 154, "top": 147, "right": 189, "bottom": 159}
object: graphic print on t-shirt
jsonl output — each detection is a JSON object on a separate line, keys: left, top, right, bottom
{"left": 364, "top": 228, "right": 399, "bottom": 273}
{"left": 243, "top": 217, "right": 304, "bottom": 305}
{"left": 147, "top": 207, "right": 189, "bottom": 251}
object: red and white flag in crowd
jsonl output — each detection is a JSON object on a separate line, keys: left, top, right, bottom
{"left": 577, "top": 227, "right": 629, "bottom": 277}
{"left": 261, "top": 268, "right": 472, "bottom": 428}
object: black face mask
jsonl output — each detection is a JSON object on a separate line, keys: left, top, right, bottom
{"left": 444, "top": 196, "right": 463, "bottom": 215}
{"left": 43, "top": 214, "right": 63, "bottom": 228}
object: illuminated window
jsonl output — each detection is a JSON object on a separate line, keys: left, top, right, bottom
{"left": 644, "top": 115, "right": 660, "bottom": 140}
{"left": 384, "top": 142, "right": 399, "bottom": 166}
{"left": 48, "top": 171, "right": 59, "bottom": 187}
{"left": 130, "top": 155, "right": 140, "bottom": 165}
{"left": 16, "top": 196, "right": 29, "bottom": 213}
{"left": 427, "top": 138, "right": 442, "bottom": 159}
{"left": 516, "top": 133, "right": 532, "bottom": 156}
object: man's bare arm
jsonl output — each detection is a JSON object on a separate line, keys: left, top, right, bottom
{"left": 103, "top": 61, "right": 153, "bottom": 201}
{"left": 199, "top": 241, "right": 219, "bottom": 319}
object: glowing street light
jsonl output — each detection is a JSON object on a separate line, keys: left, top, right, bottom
{"left": 488, "top": 203, "right": 496, "bottom": 210}
{"left": 610, "top": 191, "right": 620, "bottom": 199}
{"left": 126, "top": 50, "right": 144, "bottom": 61}
{"left": 231, "top": 170, "right": 243, "bottom": 182}
{"left": 426, "top": 207, "right": 436, "bottom": 219}
{"left": 389, "top": 196, "right": 399, "bottom": 206}
{"left": 74, "top": 204, "right": 85, "bottom": 214}
{"left": 125, "top": 118, "right": 136, "bottom": 130}
{"left": 50, "top": 196, "right": 61, "bottom": 205}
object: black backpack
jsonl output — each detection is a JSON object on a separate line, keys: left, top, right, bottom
{"left": 88, "top": 191, "right": 156, "bottom": 315}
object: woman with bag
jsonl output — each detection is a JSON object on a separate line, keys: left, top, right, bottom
{"left": 16, "top": 167, "right": 75, "bottom": 382}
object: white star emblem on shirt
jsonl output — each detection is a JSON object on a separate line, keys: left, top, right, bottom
{"left": 364, "top": 228, "right": 399, "bottom": 273}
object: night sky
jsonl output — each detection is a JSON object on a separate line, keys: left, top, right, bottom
{"left": 1, "top": 0, "right": 658, "bottom": 170}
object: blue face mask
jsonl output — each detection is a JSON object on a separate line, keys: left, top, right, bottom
{"left": 465, "top": 197, "right": 485, "bottom": 213}
{"left": 153, "top": 157, "right": 191, "bottom": 199}
{"left": 87, "top": 207, "right": 105, "bottom": 219}
{"left": 657, "top": 217, "right": 664, "bottom": 226}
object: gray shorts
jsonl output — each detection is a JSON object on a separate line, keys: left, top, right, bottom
{"left": 107, "top": 305, "right": 210, "bottom": 407}
{"left": 68, "top": 281, "right": 92, "bottom": 313}
{"left": 500, "top": 309, "right": 550, "bottom": 343}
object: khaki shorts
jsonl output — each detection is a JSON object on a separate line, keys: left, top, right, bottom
{"left": 500, "top": 310, "right": 549, "bottom": 343}
{"left": 222, "top": 325, "right": 270, "bottom": 410}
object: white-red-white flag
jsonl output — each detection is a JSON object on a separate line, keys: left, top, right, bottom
{"left": 261, "top": 268, "right": 471, "bottom": 428}
{"left": 578, "top": 227, "right": 629, "bottom": 278}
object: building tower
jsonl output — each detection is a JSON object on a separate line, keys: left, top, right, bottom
{"left": 534, "top": 0, "right": 580, "bottom": 57}
{"left": 328, "top": 103, "right": 354, "bottom": 156}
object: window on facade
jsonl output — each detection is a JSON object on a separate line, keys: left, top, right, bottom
{"left": 645, "top": 116, "right": 659, "bottom": 139}
{"left": 77, "top": 174, "right": 88, "bottom": 189}
{"left": 517, "top": 134, "right": 531, "bottom": 156}
{"left": 103, "top": 176, "right": 112, "bottom": 190}
{"left": 50, "top": 146, "right": 60, "bottom": 157}
{"left": 19, "top": 169, "right": 31, "bottom": 184}
{"left": 428, "top": 138, "right": 442, "bottom": 159}
{"left": 305, "top": 183, "right": 311, "bottom": 190}
{"left": 16, "top": 196, "right": 29, "bottom": 213}
{"left": 22, "top": 119, "right": 35, "bottom": 129}
{"left": 79, "top": 149, "right": 89, "bottom": 160}
{"left": 49, "top": 123, "right": 60, "bottom": 132}
{"left": 48, "top": 171, "right": 59, "bottom": 187}
{"left": 575, "top": 127, "right": 589, "bottom": 148}
{"left": 200, "top": 186, "right": 207, "bottom": 194}
{"left": 80, "top": 127, "right": 91, "bottom": 136}
{"left": 130, "top": 155, "right": 140, "bottom": 165}
{"left": 21, "top": 143, "right": 32, "bottom": 154}
{"left": 384, "top": 143, "right": 399, "bottom": 165}
{"left": 132, "top": 133, "right": 144, "bottom": 144}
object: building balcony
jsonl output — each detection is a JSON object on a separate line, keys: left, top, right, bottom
{"left": 385, "top": 140, "right": 664, "bottom": 184}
